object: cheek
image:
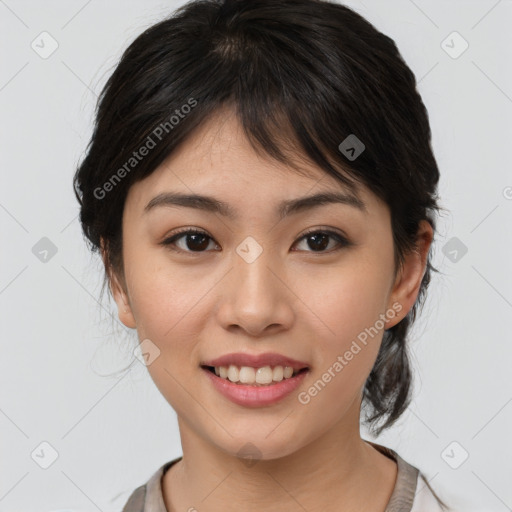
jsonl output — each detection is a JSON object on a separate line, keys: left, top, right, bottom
{"left": 294, "top": 258, "right": 392, "bottom": 345}
{"left": 290, "top": 259, "right": 392, "bottom": 411}
{"left": 295, "top": 270, "right": 386, "bottom": 420}
{"left": 123, "top": 257, "right": 212, "bottom": 415}
{"left": 124, "top": 248, "right": 216, "bottom": 340}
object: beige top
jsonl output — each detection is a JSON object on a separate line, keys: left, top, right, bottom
{"left": 121, "top": 441, "right": 447, "bottom": 511}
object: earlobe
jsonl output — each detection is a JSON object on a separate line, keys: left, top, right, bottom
{"left": 100, "top": 238, "right": 136, "bottom": 329}
{"left": 386, "top": 220, "right": 433, "bottom": 330}
{"left": 110, "top": 272, "right": 137, "bottom": 329}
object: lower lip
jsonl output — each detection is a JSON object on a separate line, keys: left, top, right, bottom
{"left": 201, "top": 367, "right": 309, "bottom": 407}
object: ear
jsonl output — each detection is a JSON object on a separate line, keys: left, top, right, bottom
{"left": 385, "top": 220, "right": 434, "bottom": 329}
{"left": 100, "top": 238, "right": 136, "bottom": 329}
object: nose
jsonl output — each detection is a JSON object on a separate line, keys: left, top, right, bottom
{"left": 215, "top": 248, "right": 295, "bottom": 337}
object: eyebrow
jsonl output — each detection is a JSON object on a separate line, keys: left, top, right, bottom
{"left": 143, "top": 190, "right": 367, "bottom": 219}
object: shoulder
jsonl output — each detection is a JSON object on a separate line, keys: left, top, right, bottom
{"left": 410, "top": 473, "right": 447, "bottom": 512}
{"left": 366, "top": 441, "right": 448, "bottom": 512}
{"left": 121, "top": 484, "right": 146, "bottom": 512}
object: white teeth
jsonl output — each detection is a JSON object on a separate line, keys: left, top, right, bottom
{"left": 212, "top": 364, "right": 302, "bottom": 385}
{"left": 239, "top": 366, "right": 256, "bottom": 383}
{"left": 273, "top": 365, "right": 284, "bottom": 382}
{"left": 227, "top": 365, "right": 239, "bottom": 382}
{"left": 256, "top": 366, "right": 273, "bottom": 384}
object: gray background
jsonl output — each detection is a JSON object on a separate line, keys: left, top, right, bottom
{"left": 1, "top": 0, "right": 511, "bottom": 510}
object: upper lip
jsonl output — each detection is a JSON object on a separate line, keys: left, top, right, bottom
{"left": 201, "top": 352, "right": 310, "bottom": 371}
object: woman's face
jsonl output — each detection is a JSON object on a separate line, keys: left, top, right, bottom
{"left": 110, "top": 110, "right": 429, "bottom": 460}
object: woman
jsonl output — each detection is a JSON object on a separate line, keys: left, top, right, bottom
{"left": 73, "top": 0, "right": 450, "bottom": 510}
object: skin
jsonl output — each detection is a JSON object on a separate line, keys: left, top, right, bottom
{"left": 106, "top": 109, "right": 433, "bottom": 512}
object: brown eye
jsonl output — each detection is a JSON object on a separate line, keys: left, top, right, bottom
{"left": 161, "top": 229, "right": 217, "bottom": 253}
{"left": 161, "top": 228, "right": 351, "bottom": 255}
{"left": 293, "top": 230, "right": 350, "bottom": 253}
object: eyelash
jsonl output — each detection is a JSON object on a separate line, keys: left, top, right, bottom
{"left": 160, "top": 227, "right": 351, "bottom": 255}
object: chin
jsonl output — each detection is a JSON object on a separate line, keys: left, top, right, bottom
{"left": 212, "top": 430, "right": 305, "bottom": 463}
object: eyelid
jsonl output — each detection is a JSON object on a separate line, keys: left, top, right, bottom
{"left": 161, "top": 227, "right": 218, "bottom": 254}
{"left": 292, "top": 227, "right": 351, "bottom": 252}
{"left": 160, "top": 226, "right": 351, "bottom": 254}
{"left": 298, "top": 226, "right": 348, "bottom": 241}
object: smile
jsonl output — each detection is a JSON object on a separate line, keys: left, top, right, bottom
{"left": 204, "top": 364, "right": 307, "bottom": 385}
{"left": 201, "top": 365, "right": 310, "bottom": 407}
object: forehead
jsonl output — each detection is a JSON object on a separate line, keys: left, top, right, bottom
{"left": 126, "top": 108, "right": 366, "bottom": 207}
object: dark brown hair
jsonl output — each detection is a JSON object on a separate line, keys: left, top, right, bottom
{"left": 74, "top": 0, "right": 443, "bottom": 437}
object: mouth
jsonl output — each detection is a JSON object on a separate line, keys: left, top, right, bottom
{"left": 199, "top": 352, "right": 311, "bottom": 406}
{"left": 200, "top": 363, "right": 310, "bottom": 407}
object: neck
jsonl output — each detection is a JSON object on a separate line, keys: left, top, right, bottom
{"left": 162, "top": 406, "right": 397, "bottom": 512}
